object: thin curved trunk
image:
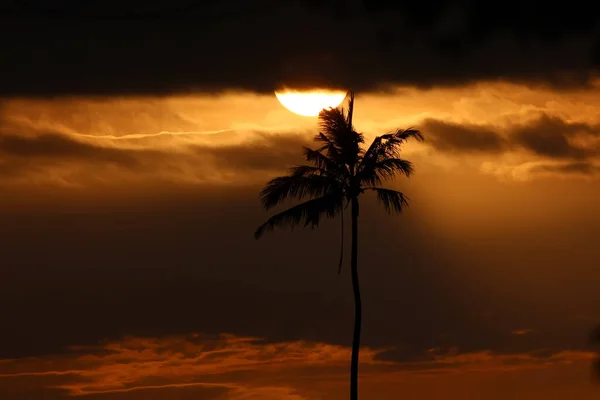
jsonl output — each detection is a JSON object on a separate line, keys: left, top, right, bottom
{"left": 350, "top": 196, "right": 361, "bottom": 400}
{"left": 338, "top": 207, "right": 344, "bottom": 274}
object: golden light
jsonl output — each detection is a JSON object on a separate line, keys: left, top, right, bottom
{"left": 274, "top": 88, "right": 348, "bottom": 117}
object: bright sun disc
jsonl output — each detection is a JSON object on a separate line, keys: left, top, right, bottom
{"left": 274, "top": 89, "right": 348, "bottom": 117}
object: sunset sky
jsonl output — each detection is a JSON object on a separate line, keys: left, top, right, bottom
{"left": 2, "top": 1, "right": 600, "bottom": 399}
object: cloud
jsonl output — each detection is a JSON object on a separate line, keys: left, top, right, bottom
{"left": 0, "top": 2, "right": 599, "bottom": 96}
{"left": 511, "top": 329, "right": 536, "bottom": 336}
{"left": 0, "top": 132, "right": 166, "bottom": 186}
{"left": 420, "top": 119, "right": 508, "bottom": 153}
{"left": 527, "top": 161, "right": 600, "bottom": 176}
{"left": 196, "top": 133, "right": 311, "bottom": 172}
{"left": 510, "top": 114, "right": 599, "bottom": 159}
{"left": 423, "top": 113, "right": 600, "bottom": 157}
{"left": 420, "top": 113, "right": 600, "bottom": 179}
{"left": 1, "top": 111, "right": 599, "bottom": 187}
{"left": 0, "top": 334, "right": 376, "bottom": 399}
{"left": 2, "top": 88, "right": 600, "bottom": 186}
{"left": 0, "top": 127, "right": 312, "bottom": 186}
{"left": 0, "top": 334, "right": 594, "bottom": 399}
{"left": 0, "top": 133, "right": 143, "bottom": 166}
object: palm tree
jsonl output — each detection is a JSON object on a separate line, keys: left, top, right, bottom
{"left": 254, "top": 91, "right": 423, "bottom": 400}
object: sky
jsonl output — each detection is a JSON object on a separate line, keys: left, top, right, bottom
{"left": 1, "top": 1, "right": 600, "bottom": 399}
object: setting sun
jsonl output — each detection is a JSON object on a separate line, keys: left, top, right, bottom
{"left": 274, "top": 89, "right": 348, "bottom": 116}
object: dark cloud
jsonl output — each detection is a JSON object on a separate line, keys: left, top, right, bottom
{"left": 0, "top": 130, "right": 314, "bottom": 182}
{"left": 198, "top": 133, "right": 311, "bottom": 172}
{"left": 528, "top": 161, "right": 600, "bottom": 176}
{"left": 420, "top": 119, "right": 508, "bottom": 153}
{"left": 0, "top": 133, "right": 142, "bottom": 166}
{"left": 511, "top": 114, "right": 598, "bottom": 159}
{"left": 0, "top": 132, "right": 162, "bottom": 182}
{"left": 0, "top": 1, "right": 599, "bottom": 96}
{"left": 421, "top": 113, "right": 600, "bottom": 170}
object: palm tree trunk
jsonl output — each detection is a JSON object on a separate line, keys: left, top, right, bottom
{"left": 350, "top": 196, "right": 361, "bottom": 400}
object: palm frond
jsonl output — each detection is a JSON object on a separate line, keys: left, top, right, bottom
{"left": 288, "top": 164, "right": 346, "bottom": 186}
{"left": 368, "top": 187, "right": 409, "bottom": 214}
{"left": 314, "top": 131, "right": 335, "bottom": 146}
{"left": 317, "top": 107, "right": 364, "bottom": 166}
{"left": 357, "top": 135, "right": 384, "bottom": 177}
{"left": 346, "top": 90, "right": 354, "bottom": 129}
{"left": 395, "top": 128, "right": 424, "bottom": 142}
{"left": 371, "top": 135, "right": 402, "bottom": 158}
{"left": 360, "top": 135, "right": 383, "bottom": 163}
{"left": 288, "top": 165, "right": 324, "bottom": 177}
{"left": 378, "top": 129, "right": 423, "bottom": 156}
{"left": 314, "top": 133, "right": 346, "bottom": 165}
{"left": 254, "top": 193, "right": 344, "bottom": 239}
{"left": 358, "top": 128, "right": 422, "bottom": 179}
{"left": 319, "top": 107, "right": 349, "bottom": 139}
{"left": 259, "top": 173, "right": 342, "bottom": 210}
{"left": 359, "top": 158, "right": 414, "bottom": 186}
{"left": 303, "top": 146, "right": 348, "bottom": 177}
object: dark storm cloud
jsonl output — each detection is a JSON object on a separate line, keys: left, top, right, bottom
{"left": 0, "top": 0, "right": 599, "bottom": 96}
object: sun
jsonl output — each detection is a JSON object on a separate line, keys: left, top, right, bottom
{"left": 274, "top": 88, "right": 348, "bottom": 117}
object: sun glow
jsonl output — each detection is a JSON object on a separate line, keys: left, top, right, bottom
{"left": 274, "top": 89, "right": 348, "bottom": 117}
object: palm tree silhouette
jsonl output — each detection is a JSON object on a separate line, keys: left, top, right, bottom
{"left": 255, "top": 91, "right": 423, "bottom": 400}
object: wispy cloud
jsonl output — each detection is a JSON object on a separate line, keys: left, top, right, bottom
{"left": 0, "top": 334, "right": 594, "bottom": 399}
{"left": 1, "top": 87, "right": 600, "bottom": 186}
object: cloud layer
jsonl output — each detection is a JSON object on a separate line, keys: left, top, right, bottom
{"left": 1, "top": 94, "right": 599, "bottom": 186}
{"left": 0, "top": 334, "right": 595, "bottom": 400}
{"left": 422, "top": 114, "right": 600, "bottom": 179}
{"left": 0, "top": 1, "right": 599, "bottom": 96}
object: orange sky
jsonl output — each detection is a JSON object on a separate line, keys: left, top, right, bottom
{"left": 1, "top": 82, "right": 600, "bottom": 399}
